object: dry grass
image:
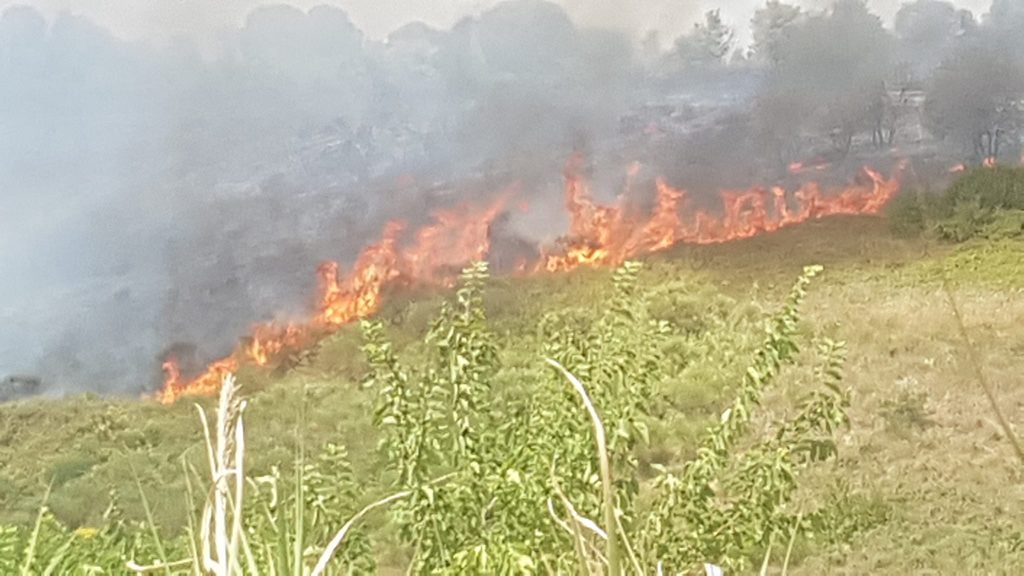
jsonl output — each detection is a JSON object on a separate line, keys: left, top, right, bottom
{"left": 790, "top": 279, "right": 1024, "bottom": 573}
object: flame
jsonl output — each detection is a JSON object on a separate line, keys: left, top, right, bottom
{"left": 951, "top": 158, "right": 1003, "bottom": 173}
{"left": 246, "top": 323, "right": 304, "bottom": 366}
{"left": 157, "top": 356, "right": 237, "bottom": 405}
{"left": 156, "top": 157, "right": 904, "bottom": 404}
{"left": 160, "top": 359, "right": 180, "bottom": 391}
{"left": 788, "top": 160, "right": 832, "bottom": 175}
{"left": 539, "top": 157, "right": 902, "bottom": 274}
{"left": 640, "top": 179, "right": 685, "bottom": 252}
{"left": 317, "top": 221, "right": 404, "bottom": 328}
{"left": 157, "top": 195, "right": 507, "bottom": 404}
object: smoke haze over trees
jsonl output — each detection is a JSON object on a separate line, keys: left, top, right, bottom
{"left": 0, "top": 0, "right": 1021, "bottom": 397}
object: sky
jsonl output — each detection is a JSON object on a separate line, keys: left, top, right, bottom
{"left": 0, "top": 0, "right": 995, "bottom": 50}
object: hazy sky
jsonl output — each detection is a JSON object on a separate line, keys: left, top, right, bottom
{"left": 1, "top": 0, "right": 994, "bottom": 49}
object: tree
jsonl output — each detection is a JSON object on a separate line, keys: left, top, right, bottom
{"left": 924, "top": 40, "right": 1024, "bottom": 161}
{"left": 987, "top": 0, "right": 1024, "bottom": 60}
{"left": 757, "top": 0, "right": 895, "bottom": 158}
{"left": 750, "top": 1, "right": 802, "bottom": 66}
{"left": 674, "top": 9, "right": 734, "bottom": 67}
{"left": 466, "top": 0, "right": 577, "bottom": 80}
{"left": 895, "top": 0, "right": 962, "bottom": 45}
{"left": 893, "top": 0, "right": 973, "bottom": 75}
{"left": 989, "top": 0, "right": 1024, "bottom": 27}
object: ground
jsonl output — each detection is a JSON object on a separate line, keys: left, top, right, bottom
{"left": 1, "top": 215, "right": 1022, "bottom": 573}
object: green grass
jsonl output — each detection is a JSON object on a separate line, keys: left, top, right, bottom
{"left": 2, "top": 215, "right": 1023, "bottom": 572}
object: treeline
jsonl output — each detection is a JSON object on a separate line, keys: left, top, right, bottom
{"left": 3, "top": 0, "right": 1022, "bottom": 187}
{"left": 659, "top": 0, "right": 1024, "bottom": 167}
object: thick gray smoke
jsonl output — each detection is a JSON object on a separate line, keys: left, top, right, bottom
{"left": 0, "top": 0, "right": 1020, "bottom": 399}
{"left": 0, "top": 0, "right": 639, "bottom": 397}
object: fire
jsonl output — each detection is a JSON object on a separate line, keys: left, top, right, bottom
{"left": 949, "top": 157, "right": 1013, "bottom": 173}
{"left": 160, "top": 359, "right": 180, "bottom": 390}
{"left": 155, "top": 157, "right": 904, "bottom": 404}
{"left": 246, "top": 324, "right": 304, "bottom": 366}
{"left": 157, "top": 195, "right": 507, "bottom": 404}
{"left": 318, "top": 221, "right": 404, "bottom": 328}
{"left": 157, "top": 356, "right": 237, "bottom": 405}
{"left": 788, "top": 160, "right": 832, "bottom": 175}
{"left": 639, "top": 179, "right": 685, "bottom": 252}
{"left": 539, "top": 156, "right": 902, "bottom": 273}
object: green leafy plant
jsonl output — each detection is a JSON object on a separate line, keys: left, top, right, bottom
{"left": 899, "top": 166, "right": 1024, "bottom": 242}
{"left": 638, "top": 266, "right": 851, "bottom": 573}
{"left": 0, "top": 260, "right": 854, "bottom": 575}
{"left": 360, "top": 261, "right": 849, "bottom": 573}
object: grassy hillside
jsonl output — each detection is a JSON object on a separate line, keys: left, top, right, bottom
{"left": 2, "top": 209, "right": 1023, "bottom": 572}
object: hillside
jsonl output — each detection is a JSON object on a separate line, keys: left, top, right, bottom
{"left": 1, "top": 211, "right": 1023, "bottom": 572}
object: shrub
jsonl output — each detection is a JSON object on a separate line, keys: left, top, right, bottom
{"left": 807, "top": 480, "right": 891, "bottom": 548}
{"left": 889, "top": 167, "right": 1024, "bottom": 241}
{"left": 933, "top": 167, "right": 1024, "bottom": 241}
{"left": 362, "top": 262, "right": 851, "bottom": 573}
{"left": 943, "top": 166, "right": 1024, "bottom": 213}
{"left": 48, "top": 454, "right": 100, "bottom": 488}
{"left": 887, "top": 190, "right": 927, "bottom": 237}
{"left": 0, "top": 261, "right": 856, "bottom": 574}
{"left": 879, "top": 377, "right": 934, "bottom": 433}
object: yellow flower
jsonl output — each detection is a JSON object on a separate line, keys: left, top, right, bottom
{"left": 74, "top": 527, "right": 99, "bottom": 539}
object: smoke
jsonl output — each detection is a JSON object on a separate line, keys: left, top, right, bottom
{"left": 2, "top": 1, "right": 993, "bottom": 52}
{"left": 1, "top": 0, "right": 1020, "bottom": 399}
{"left": 0, "top": 0, "right": 642, "bottom": 397}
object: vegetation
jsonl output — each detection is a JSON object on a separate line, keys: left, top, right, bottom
{"left": 889, "top": 166, "right": 1024, "bottom": 241}
{"left": 2, "top": 214, "right": 1024, "bottom": 573}
{"left": 0, "top": 261, "right": 856, "bottom": 573}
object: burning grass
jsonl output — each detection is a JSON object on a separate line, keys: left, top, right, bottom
{"left": 158, "top": 157, "right": 904, "bottom": 404}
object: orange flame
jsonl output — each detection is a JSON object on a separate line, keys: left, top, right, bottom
{"left": 156, "top": 195, "right": 507, "bottom": 404}
{"left": 157, "top": 356, "right": 238, "bottom": 405}
{"left": 156, "top": 158, "right": 903, "bottom": 404}
{"left": 540, "top": 157, "right": 902, "bottom": 274}
{"left": 318, "top": 221, "right": 404, "bottom": 328}
{"left": 245, "top": 323, "right": 304, "bottom": 366}
{"left": 789, "top": 160, "right": 832, "bottom": 175}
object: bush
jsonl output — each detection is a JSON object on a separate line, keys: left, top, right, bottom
{"left": 0, "top": 262, "right": 858, "bottom": 574}
{"left": 943, "top": 166, "right": 1024, "bottom": 213}
{"left": 48, "top": 454, "right": 100, "bottom": 488}
{"left": 889, "top": 167, "right": 1024, "bottom": 241}
{"left": 980, "top": 210, "right": 1024, "bottom": 241}
{"left": 887, "top": 190, "right": 927, "bottom": 237}
{"left": 933, "top": 167, "right": 1024, "bottom": 242}
{"left": 879, "top": 377, "right": 934, "bottom": 433}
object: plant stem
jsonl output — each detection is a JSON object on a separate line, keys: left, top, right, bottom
{"left": 311, "top": 473, "right": 456, "bottom": 576}
{"left": 547, "top": 359, "right": 621, "bottom": 576}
